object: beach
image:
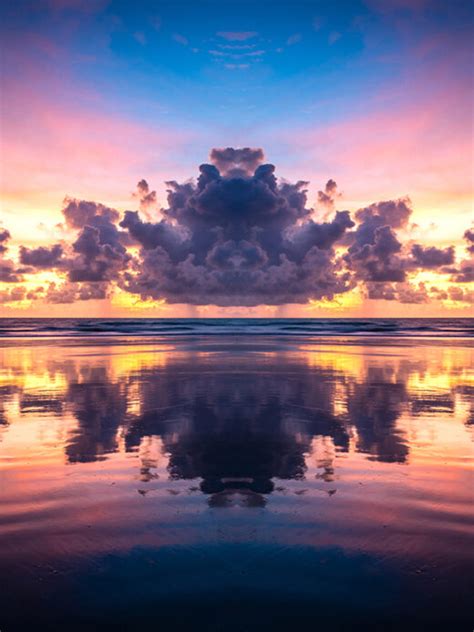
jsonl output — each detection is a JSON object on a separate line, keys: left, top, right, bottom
{"left": 0, "top": 320, "right": 473, "bottom": 630}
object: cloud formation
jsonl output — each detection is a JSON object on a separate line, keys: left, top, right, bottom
{"left": 118, "top": 150, "right": 356, "bottom": 305}
{"left": 1, "top": 148, "right": 472, "bottom": 307}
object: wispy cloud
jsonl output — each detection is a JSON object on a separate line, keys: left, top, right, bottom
{"left": 217, "top": 31, "right": 258, "bottom": 41}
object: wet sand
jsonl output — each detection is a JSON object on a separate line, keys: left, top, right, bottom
{"left": 0, "top": 336, "right": 473, "bottom": 630}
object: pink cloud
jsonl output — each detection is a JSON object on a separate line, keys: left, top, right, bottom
{"left": 217, "top": 31, "right": 258, "bottom": 41}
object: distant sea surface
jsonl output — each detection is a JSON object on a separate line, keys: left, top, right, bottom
{"left": 1, "top": 316, "right": 473, "bottom": 338}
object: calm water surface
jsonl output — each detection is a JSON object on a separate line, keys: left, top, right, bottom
{"left": 0, "top": 335, "right": 473, "bottom": 630}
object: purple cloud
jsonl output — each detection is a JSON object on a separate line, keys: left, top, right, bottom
{"left": 3, "top": 148, "right": 472, "bottom": 307}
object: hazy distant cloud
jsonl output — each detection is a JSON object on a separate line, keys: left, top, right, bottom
{"left": 287, "top": 33, "right": 302, "bottom": 45}
{"left": 43, "top": 281, "right": 109, "bottom": 303}
{"left": 209, "top": 147, "right": 265, "bottom": 176}
{"left": 366, "top": 281, "right": 429, "bottom": 303}
{"left": 450, "top": 259, "right": 474, "bottom": 283}
{"left": 217, "top": 31, "right": 258, "bottom": 41}
{"left": 0, "top": 285, "right": 27, "bottom": 304}
{"left": 317, "top": 179, "right": 340, "bottom": 211}
{"left": 173, "top": 33, "right": 188, "bottom": 46}
{"left": 133, "top": 31, "right": 146, "bottom": 46}
{"left": 224, "top": 63, "right": 249, "bottom": 70}
{"left": 134, "top": 179, "right": 157, "bottom": 212}
{"left": 0, "top": 261, "right": 22, "bottom": 283}
{"left": 447, "top": 286, "right": 473, "bottom": 304}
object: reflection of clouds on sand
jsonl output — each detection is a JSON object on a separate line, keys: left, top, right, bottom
{"left": 0, "top": 340, "right": 472, "bottom": 505}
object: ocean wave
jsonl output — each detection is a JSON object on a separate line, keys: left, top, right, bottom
{"left": 0, "top": 317, "right": 473, "bottom": 339}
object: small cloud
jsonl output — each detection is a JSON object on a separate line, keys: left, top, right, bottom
{"left": 133, "top": 31, "right": 146, "bottom": 46}
{"left": 173, "top": 33, "right": 188, "bottom": 46}
{"left": 313, "top": 17, "right": 324, "bottom": 31}
{"left": 224, "top": 64, "right": 249, "bottom": 70}
{"left": 328, "top": 31, "right": 341, "bottom": 45}
{"left": 245, "top": 50, "right": 265, "bottom": 57}
{"left": 287, "top": 33, "right": 302, "bottom": 46}
{"left": 217, "top": 31, "right": 258, "bottom": 41}
{"left": 219, "top": 44, "right": 256, "bottom": 50}
{"left": 150, "top": 16, "right": 161, "bottom": 31}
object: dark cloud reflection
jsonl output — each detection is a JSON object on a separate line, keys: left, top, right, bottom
{"left": 2, "top": 339, "right": 471, "bottom": 507}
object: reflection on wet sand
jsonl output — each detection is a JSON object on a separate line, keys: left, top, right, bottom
{"left": 0, "top": 337, "right": 473, "bottom": 629}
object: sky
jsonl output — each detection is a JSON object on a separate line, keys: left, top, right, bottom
{"left": 0, "top": 0, "right": 473, "bottom": 317}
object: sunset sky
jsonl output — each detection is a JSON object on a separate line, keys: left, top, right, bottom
{"left": 0, "top": 0, "right": 473, "bottom": 317}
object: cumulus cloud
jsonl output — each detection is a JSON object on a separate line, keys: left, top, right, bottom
{"left": 19, "top": 244, "right": 64, "bottom": 268}
{"left": 61, "top": 198, "right": 131, "bottom": 283}
{"left": 0, "top": 229, "right": 23, "bottom": 283}
{"left": 0, "top": 229, "right": 11, "bottom": 255}
{"left": 0, "top": 285, "right": 27, "bottom": 303}
{"left": 209, "top": 147, "right": 265, "bottom": 176}
{"left": 134, "top": 179, "right": 157, "bottom": 212}
{"left": 317, "top": 179, "right": 340, "bottom": 212}
{"left": 118, "top": 152, "right": 355, "bottom": 305}
{"left": 450, "top": 259, "right": 474, "bottom": 283}
{"left": 410, "top": 244, "right": 455, "bottom": 268}
{"left": 43, "top": 281, "right": 109, "bottom": 303}
{"left": 442, "top": 228, "right": 474, "bottom": 283}
{"left": 2, "top": 148, "right": 472, "bottom": 307}
{"left": 464, "top": 229, "right": 474, "bottom": 254}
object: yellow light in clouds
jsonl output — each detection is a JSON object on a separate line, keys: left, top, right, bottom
{"left": 110, "top": 286, "right": 167, "bottom": 311}
{"left": 307, "top": 286, "right": 363, "bottom": 312}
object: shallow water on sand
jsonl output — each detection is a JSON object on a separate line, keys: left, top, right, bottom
{"left": 0, "top": 336, "right": 473, "bottom": 630}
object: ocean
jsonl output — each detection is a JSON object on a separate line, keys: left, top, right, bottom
{"left": 0, "top": 318, "right": 472, "bottom": 630}
{"left": 0, "top": 316, "right": 473, "bottom": 338}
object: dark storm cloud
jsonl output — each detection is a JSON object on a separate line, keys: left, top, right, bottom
{"left": 62, "top": 198, "right": 131, "bottom": 283}
{"left": 118, "top": 153, "right": 355, "bottom": 305}
{"left": 342, "top": 198, "right": 413, "bottom": 283}
{"left": 3, "top": 149, "right": 471, "bottom": 306}
{"left": 464, "top": 229, "right": 474, "bottom": 254}
{"left": 19, "top": 244, "right": 64, "bottom": 268}
{"left": 0, "top": 228, "right": 23, "bottom": 283}
{"left": 450, "top": 259, "right": 474, "bottom": 283}
{"left": 0, "top": 229, "right": 11, "bottom": 254}
{"left": 345, "top": 224, "right": 406, "bottom": 283}
{"left": 410, "top": 244, "right": 455, "bottom": 268}
{"left": 62, "top": 197, "right": 120, "bottom": 230}
{"left": 441, "top": 227, "right": 474, "bottom": 283}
